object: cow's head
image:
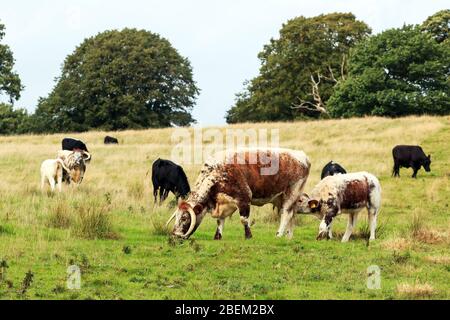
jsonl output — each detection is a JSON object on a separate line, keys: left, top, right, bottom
{"left": 70, "top": 162, "right": 86, "bottom": 184}
{"left": 296, "top": 194, "right": 322, "bottom": 218}
{"left": 297, "top": 193, "right": 338, "bottom": 240}
{"left": 69, "top": 151, "right": 90, "bottom": 184}
{"left": 166, "top": 201, "right": 205, "bottom": 239}
{"left": 423, "top": 155, "right": 431, "bottom": 172}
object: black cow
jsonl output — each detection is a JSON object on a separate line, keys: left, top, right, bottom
{"left": 152, "top": 159, "right": 190, "bottom": 204}
{"left": 392, "top": 145, "right": 431, "bottom": 178}
{"left": 321, "top": 161, "right": 347, "bottom": 179}
{"left": 62, "top": 138, "right": 89, "bottom": 153}
{"left": 104, "top": 136, "right": 119, "bottom": 144}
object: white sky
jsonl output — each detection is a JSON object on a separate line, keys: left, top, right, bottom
{"left": 1, "top": 0, "right": 448, "bottom": 126}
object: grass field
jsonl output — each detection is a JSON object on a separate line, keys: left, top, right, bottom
{"left": 0, "top": 116, "right": 449, "bottom": 300}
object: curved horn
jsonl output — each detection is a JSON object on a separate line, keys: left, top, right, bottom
{"left": 165, "top": 212, "right": 177, "bottom": 228}
{"left": 183, "top": 207, "right": 197, "bottom": 238}
{"left": 82, "top": 151, "right": 91, "bottom": 161}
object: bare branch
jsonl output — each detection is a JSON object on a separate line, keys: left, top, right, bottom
{"left": 291, "top": 74, "right": 328, "bottom": 115}
{"left": 341, "top": 54, "right": 347, "bottom": 81}
{"left": 292, "top": 54, "right": 347, "bottom": 116}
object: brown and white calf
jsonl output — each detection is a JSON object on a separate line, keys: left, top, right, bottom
{"left": 167, "top": 148, "right": 311, "bottom": 240}
{"left": 296, "top": 172, "right": 381, "bottom": 242}
{"left": 57, "top": 150, "right": 91, "bottom": 184}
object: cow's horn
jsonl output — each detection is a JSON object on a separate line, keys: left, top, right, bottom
{"left": 165, "top": 212, "right": 177, "bottom": 227}
{"left": 83, "top": 151, "right": 91, "bottom": 161}
{"left": 183, "top": 207, "right": 197, "bottom": 238}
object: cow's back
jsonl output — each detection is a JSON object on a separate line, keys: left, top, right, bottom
{"left": 393, "top": 145, "right": 425, "bottom": 159}
{"left": 312, "top": 172, "right": 380, "bottom": 209}
{"left": 213, "top": 148, "right": 310, "bottom": 200}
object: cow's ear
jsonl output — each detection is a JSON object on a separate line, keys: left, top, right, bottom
{"left": 308, "top": 200, "right": 320, "bottom": 210}
{"left": 428, "top": 154, "right": 431, "bottom": 160}
{"left": 193, "top": 204, "right": 204, "bottom": 215}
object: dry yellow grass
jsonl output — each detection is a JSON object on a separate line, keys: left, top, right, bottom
{"left": 382, "top": 237, "right": 413, "bottom": 251}
{"left": 424, "top": 255, "right": 450, "bottom": 265}
{"left": 397, "top": 282, "right": 436, "bottom": 299}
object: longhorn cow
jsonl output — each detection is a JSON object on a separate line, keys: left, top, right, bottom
{"left": 167, "top": 148, "right": 311, "bottom": 240}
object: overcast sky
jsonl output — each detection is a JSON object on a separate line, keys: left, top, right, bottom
{"left": 1, "top": 0, "right": 448, "bottom": 126}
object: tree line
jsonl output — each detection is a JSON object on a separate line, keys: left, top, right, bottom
{"left": 0, "top": 10, "right": 449, "bottom": 134}
{"left": 226, "top": 10, "right": 450, "bottom": 123}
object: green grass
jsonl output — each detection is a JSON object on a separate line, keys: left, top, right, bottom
{"left": 0, "top": 116, "right": 449, "bottom": 299}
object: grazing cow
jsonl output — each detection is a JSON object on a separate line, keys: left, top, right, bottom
{"left": 57, "top": 150, "right": 91, "bottom": 184}
{"left": 62, "top": 138, "right": 89, "bottom": 153}
{"left": 392, "top": 145, "right": 431, "bottom": 178}
{"left": 104, "top": 136, "right": 119, "bottom": 144}
{"left": 152, "top": 159, "right": 190, "bottom": 204}
{"left": 296, "top": 172, "right": 381, "bottom": 242}
{"left": 321, "top": 161, "right": 347, "bottom": 179}
{"left": 167, "top": 148, "right": 311, "bottom": 240}
{"left": 40, "top": 158, "right": 71, "bottom": 192}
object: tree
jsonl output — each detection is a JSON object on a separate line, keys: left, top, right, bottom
{"left": 0, "top": 21, "right": 22, "bottom": 103}
{"left": 226, "top": 13, "right": 371, "bottom": 123}
{"left": 34, "top": 28, "right": 199, "bottom": 133}
{"left": 0, "top": 103, "right": 30, "bottom": 135}
{"left": 328, "top": 25, "right": 450, "bottom": 118}
{"left": 421, "top": 9, "right": 450, "bottom": 43}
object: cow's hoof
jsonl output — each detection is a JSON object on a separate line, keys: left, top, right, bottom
{"left": 245, "top": 234, "right": 253, "bottom": 240}
{"left": 316, "top": 232, "right": 328, "bottom": 240}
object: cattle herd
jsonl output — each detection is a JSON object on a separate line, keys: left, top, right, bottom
{"left": 40, "top": 137, "right": 433, "bottom": 243}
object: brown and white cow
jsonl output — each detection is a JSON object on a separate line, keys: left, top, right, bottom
{"left": 167, "top": 148, "right": 311, "bottom": 240}
{"left": 57, "top": 150, "right": 91, "bottom": 184}
{"left": 296, "top": 172, "right": 381, "bottom": 242}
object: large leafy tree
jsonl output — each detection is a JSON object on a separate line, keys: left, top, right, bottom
{"left": 226, "top": 13, "right": 371, "bottom": 123}
{"left": 0, "top": 103, "right": 30, "bottom": 135}
{"left": 34, "top": 28, "right": 199, "bottom": 133}
{"left": 328, "top": 25, "right": 450, "bottom": 118}
{"left": 421, "top": 9, "right": 450, "bottom": 44}
{"left": 0, "top": 21, "right": 22, "bottom": 103}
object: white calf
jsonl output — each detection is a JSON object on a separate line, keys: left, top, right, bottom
{"left": 40, "top": 159, "right": 70, "bottom": 192}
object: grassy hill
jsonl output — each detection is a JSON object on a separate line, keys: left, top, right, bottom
{"left": 0, "top": 115, "right": 449, "bottom": 299}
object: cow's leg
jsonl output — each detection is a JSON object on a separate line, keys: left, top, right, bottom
{"left": 49, "top": 177, "right": 56, "bottom": 192}
{"left": 326, "top": 219, "right": 334, "bottom": 239}
{"left": 160, "top": 188, "right": 169, "bottom": 204}
{"left": 153, "top": 187, "right": 158, "bottom": 205}
{"left": 412, "top": 167, "right": 419, "bottom": 179}
{"left": 342, "top": 213, "right": 358, "bottom": 242}
{"left": 239, "top": 205, "right": 252, "bottom": 239}
{"left": 286, "top": 216, "right": 295, "bottom": 240}
{"left": 277, "top": 178, "right": 306, "bottom": 238}
{"left": 276, "top": 208, "right": 294, "bottom": 238}
{"left": 214, "top": 218, "right": 225, "bottom": 240}
{"left": 57, "top": 172, "right": 63, "bottom": 192}
{"left": 368, "top": 208, "right": 378, "bottom": 241}
{"left": 393, "top": 161, "right": 400, "bottom": 177}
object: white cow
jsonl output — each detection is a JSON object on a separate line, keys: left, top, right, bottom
{"left": 40, "top": 158, "right": 71, "bottom": 192}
